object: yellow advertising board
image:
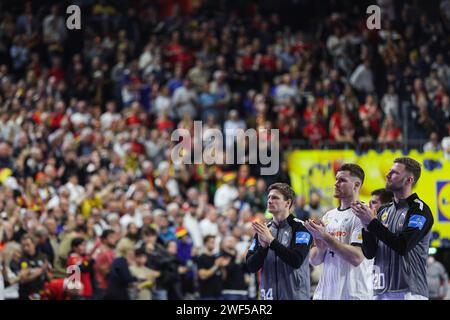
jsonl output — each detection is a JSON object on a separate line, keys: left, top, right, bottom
{"left": 287, "top": 149, "right": 450, "bottom": 245}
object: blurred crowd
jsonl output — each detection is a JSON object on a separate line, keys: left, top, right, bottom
{"left": 0, "top": 0, "right": 449, "bottom": 299}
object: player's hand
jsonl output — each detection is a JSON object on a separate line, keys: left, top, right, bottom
{"left": 351, "top": 201, "right": 376, "bottom": 227}
{"left": 304, "top": 220, "right": 326, "bottom": 240}
{"left": 258, "top": 236, "right": 269, "bottom": 248}
{"left": 252, "top": 221, "right": 274, "bottom": 245}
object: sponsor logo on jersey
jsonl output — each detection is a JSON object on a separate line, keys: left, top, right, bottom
{"left": 407, "top": 214, "right": 427, "bottom": 230}
{"left": 295, "top": 232, "right": 310, "bottom": 244}
{"left": 380, "top": 212, "right": 389, "bottom": 227}
{"left": 329, "top": 231, "right": 348, "bottom": 238}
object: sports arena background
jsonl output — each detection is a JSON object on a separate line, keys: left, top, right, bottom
{"left": 0, "top": 0, "right": 449, "bottom": 299}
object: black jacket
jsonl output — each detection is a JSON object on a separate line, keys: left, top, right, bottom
{"left": 246, "top": 214, "right": 312, "bottom": 300}
{"left": 362, "top": 193, "right": 433, "bottom": 297}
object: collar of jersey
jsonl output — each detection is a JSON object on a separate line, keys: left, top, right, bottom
{"left": 394, "top": 193, "right": 418, "bottom": 209}
{"left": 271, "top": 215, "right": 292, "bottom": 228}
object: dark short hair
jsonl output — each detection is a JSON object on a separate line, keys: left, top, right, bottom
{"left": 101, "top": 229, "right": 115, "bottom": 240}
{"left": 337, "top": 163, "right": 365, "bottom": 185}
{"left": 371, "top": 188, "right": 393, "bottom": 205}
{"left": 135, "top": 248, "right": 147, "bottom": 257}
{"left": 141, "top": 226, "right": 157, "bottom": 237}
{"left": 394, "top": 157, "right": 421, "bottom": 185}
{"left": 74, "top": 225, "right": 87, "bottom": 234}
{"left": 203, "top": 235, "right": 216, "bottom": 244}
{"left": 268, "top": 183, "right": 295, "bottom": 208}
{"left": 71, "top": 237, "right": 85, "bottom": 250}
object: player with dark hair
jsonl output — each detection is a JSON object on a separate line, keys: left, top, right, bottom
{"left": 352, "top": 157, "right": 434, "bottom": 300}
{"left": 304, "top": 163, "right": 374, "bottom": 300}
{"left": 246, "top": 182, "right": 312, "bottom": 300}
{"left": 369, "top": 189, "right": 394, "bottom": 212}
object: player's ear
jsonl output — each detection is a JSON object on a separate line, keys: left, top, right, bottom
{"left": 407, "top": 176, "right": 414, "bottom": 185}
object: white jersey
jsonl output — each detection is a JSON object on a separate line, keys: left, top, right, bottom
{"left": 313, "top": 207, "right": 374, "bottom": 300}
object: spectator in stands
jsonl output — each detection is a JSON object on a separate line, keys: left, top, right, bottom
{"left": 197, "top": 235, "right": 227, "bottom": 300}
{"left": 104, "top": 238, "right": 136, "bottom": 300}
{"left": 0, "top": 0, "right": 449, "bottom": 300}
{"left": 18, "top": 234, "right": 49, "bottom": 299}
{"left": 378, "top": 115, "right": 403, "bottom": 149}
{"left": 294, "top": 196, "right": 310, "bottom": 221}
{"left": 220, "top": 236, "right": 248, "bottom": 300}
{"left": 442, "top": 123, "right": 450, "bottom": 161}
{"left": 427, "top": 252, "right": 449, "bottom": 300}
{"left": 423, "top": 132, "right": 442, "bottom": 152}
{"left": 67, "top": 237, "right": 94, "bottom": 299}
{"left": 92, "top": 229, "right": 117, "bottom": 299}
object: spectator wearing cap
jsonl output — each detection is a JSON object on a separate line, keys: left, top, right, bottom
{"left": 214, "top": 172, "right": 238, "bottom": 211}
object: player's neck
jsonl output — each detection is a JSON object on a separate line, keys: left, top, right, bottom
{"left": 393, "top": 188, "right": 412, "bottom": 203}
{"left": 273, "top": 211, "right": 289, "bottom": 224}
{"left": 340, "top": 196, "right": 356, "bottom": 210}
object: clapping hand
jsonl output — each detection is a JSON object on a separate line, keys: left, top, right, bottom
{"left": 252, "top": 221, "right": 274, "bottom": 247}
{"left": 304, "top": 219, "right": 327, "bottom": 240}
{"left": 351, "top": 201, "right": 376, "bottom": 227}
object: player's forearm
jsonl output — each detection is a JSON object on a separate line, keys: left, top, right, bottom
{"left": 323, "top": 235, "right": 364, "bottom": 267}
{"left": 245, "top": 248, "right": 268, "bottom": 272}
{"left": 269, "top": 240, "right": 308, "bottom": 268}
{"left": 361, "top": 229, "right": 377, "bottom": 259}
{"left": 309, "top": 246, "right": 326, "bottom": 266}
{"left": 366, "top": 218, "right": 431, "bottom": 256}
